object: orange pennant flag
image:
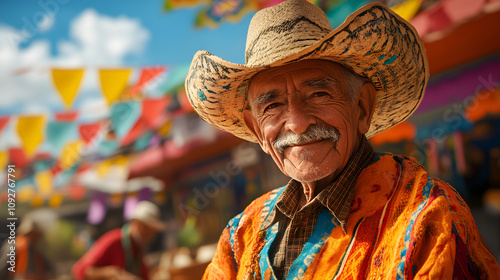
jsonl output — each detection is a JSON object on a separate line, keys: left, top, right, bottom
{"left": 99, "top": 69, "right": 133, "bottom": 105}
{"left": 52, "top": 69, "right": 85, "bottom": 110}
{"left": 16, "top": 115, "right": 46, "bottom": 157}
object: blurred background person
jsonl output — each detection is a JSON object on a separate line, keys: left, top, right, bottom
{"left": 0, "top": 214, "right": 54, "bottom": 280}
{"left": 72, "top": 201, "right": 166, "bottom": 280}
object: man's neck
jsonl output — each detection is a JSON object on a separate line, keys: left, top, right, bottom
{"left": 298, "top": 134, "right": 364, "bottom": 208}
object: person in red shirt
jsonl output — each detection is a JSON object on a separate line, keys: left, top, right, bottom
{"left": 72, "top": 201, "right": 166, "bottom": 280}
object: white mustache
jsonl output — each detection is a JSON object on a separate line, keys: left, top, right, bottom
{"left": 274, "top": 125, "right": 340, "bottom": 153}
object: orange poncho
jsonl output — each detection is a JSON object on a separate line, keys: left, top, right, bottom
{"left": 203, "top": 154, "right": 500, "bottom": 279}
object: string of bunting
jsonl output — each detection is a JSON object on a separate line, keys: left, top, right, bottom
{"left": 0, "top": 65, "right": 189, "bottom": 207}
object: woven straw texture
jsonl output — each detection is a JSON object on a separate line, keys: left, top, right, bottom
{"left": 185, "top": 0, "right": 429, "bottom": 142}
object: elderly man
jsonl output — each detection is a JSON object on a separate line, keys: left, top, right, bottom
{"left": 72, "top": 201, "right": 166, "bottom": 280}
{"left": 185, "top": 0, "right": 500, "bottom": 279}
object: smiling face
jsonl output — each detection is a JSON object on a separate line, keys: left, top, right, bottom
{"left": 243, "top": 60, "right": 376, "bottom": 185}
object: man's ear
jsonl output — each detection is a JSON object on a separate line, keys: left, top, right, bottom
{"left": 242, "top": 109, "right": 269, "bottom": 154}
{"left": 356, "top": 82, "right": 377, "bottom": 135}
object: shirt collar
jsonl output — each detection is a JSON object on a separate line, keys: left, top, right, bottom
{"left": 261, "top": 135, "right": 375, "bottom": 233}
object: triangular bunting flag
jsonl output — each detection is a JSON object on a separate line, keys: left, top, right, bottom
{"left": 163, "top": 0, "right": 208, "bottom": 11}
{"left": 51, "top": 69, "right": 85, "bottom": 110}
{"left": 110, "top": 101, "right": 141, "bottom": 139}
{"left": 131, "top": 66, "right": 167, "bottom": 95}
{"left": 121, "top": 119, "right": 148, "bottom": 146}
{"left": 35, "top": 170, "right": 53, "bottom": 197}
{"left": 390, "top": 0, "right": 421, "bottom": 21}
{"left": 49, "top": 193, "right": 63, "bottom": 208}
{"left": 60, "top": 139, "right": 83, "bottom": 170}
{"left": 134, "top": 132, "right": 153, "bottom": 151}
{"left": 31, "top": 195, "right": 44, "bottom": 207}
{"left": 8, "top": 148, "right": 29, "bottom": 169}
{"left": 158, "top": 120, "right": 172, "bottom": 137}
{"left": 46, "top": 121, "right": 78, "bottom": 156}
{"left": 18, "top": 186, "right": 35, "bottom": 203}
{"left": 157, "top": 64, "right": 190, "bottom": 94}
{"left": 141, "top": 97, "right": 170, "bottom": 128}
{"left": 0, "top": 150, "right": 8, "bottom": 171}
{"left": 0, "top": 116, "right": 10, "bottom": 136}
{"left": 97, "top": 140, "right": 119, "bottom": 157}
{"left": 79, "top": 121, "right": 105, "bottom": 146}
{"left": 16, "top": 115, "right": 46, "bottom": 157}
{"left": 69, "top": 185, "right": 86, "bottom": 201}
{"left": 55, "top": 111, "right": 79, "bottom": 122}
{"left": 96, "top": 159, "right": 113, "bottom": 178}
{"left": 99, "top": 69, "right": 133, "bottom": 105}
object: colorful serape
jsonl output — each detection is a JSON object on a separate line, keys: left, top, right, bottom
{"left": 203, "top": 154, "right": 500, "bottom": 279}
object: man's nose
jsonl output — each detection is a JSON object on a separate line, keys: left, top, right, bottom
{"left": 284, "top": 97, "right": 316, "bottom": 135}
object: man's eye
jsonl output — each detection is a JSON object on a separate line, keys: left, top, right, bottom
{"left": 264, "top": 103, "right": 280, "bottom": 113}
{"left": 312, "top": 91, "right": 329, "bottom": 97}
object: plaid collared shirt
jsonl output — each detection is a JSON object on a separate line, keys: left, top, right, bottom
{"left": 261, "top": 136, "right": 375, "bottom": 279}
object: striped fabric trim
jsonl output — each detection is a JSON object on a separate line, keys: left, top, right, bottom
{"left": 287, "top": 210, "right": 338, "bottom": 278}
{"left": 332, "top": 218, "right": 364, "bottom": 280}
{"left": 396, "top": 175, "right": 436, "bottom": 280}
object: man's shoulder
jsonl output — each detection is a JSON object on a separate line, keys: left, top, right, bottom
{"left": 227, "top": 186, "right": 285, "bottom": 230}
{"left": 375, "top": 153, "right": 465, "bottom": 206}
{"left": 370, "top": 152, "right": 429, "bottom": 176}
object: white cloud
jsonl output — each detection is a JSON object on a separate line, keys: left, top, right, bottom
{"left": 38, "top": 13, "right": 55, "bottom": 32}
{"left": 0, "top": 9, "right": 150, "bottom": 115}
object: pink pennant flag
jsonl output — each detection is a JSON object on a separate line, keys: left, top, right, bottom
{"left": 141, "top": 97, "right": 170, "bottom": 128}
{"left": 131, "top": 66, "right": 167, "bottom": 95}
{"left": 0, "top": 117, "right": 10, "bottom": 136}
{"left": 55, "top": 111, "right": 79, "bottom": 122}
{"left": 79, "top": 121, "right": 105, "bottom": 146}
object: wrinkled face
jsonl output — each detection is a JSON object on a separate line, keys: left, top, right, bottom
{"left": 243, "top": 60, "right": 375, "bottom": 184}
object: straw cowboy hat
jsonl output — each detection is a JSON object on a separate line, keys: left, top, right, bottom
{"left": 185, "top": 0, "right": 429, "bottom": 142}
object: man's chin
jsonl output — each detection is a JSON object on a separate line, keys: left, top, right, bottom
{"left": 287, "top": 166, "right": 335, "bottom": 183}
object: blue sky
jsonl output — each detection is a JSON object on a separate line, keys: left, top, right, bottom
{"left": 0, "top": 0, "right": 252, "bottom": 65}
{"left": 0, "top": 0, "right": 254, "bottom": 148}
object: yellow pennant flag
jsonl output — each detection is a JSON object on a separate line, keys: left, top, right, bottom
{"left": 158, "top": 120, "right": 172, "bottom": 137}
{"left": 391, "top": 0, "right": 422, "bottom": 21}
{"left": 0, "top": 150, "right": 7, "bottom": 171}
{"left": 51, "top": 69, "right": 85, "bottom": 110}
{"left": 18, "top": 186, "right": 35, "bottom": 203}
{"left": 16, "top": 115, "right": 46, "bottom": 157}
{"left": 99, "top": 69, "right": 133, "bottom": 105}
{"left": 60, "top": 139, "right": 83, "bottom": 170}
{"left": 31, "top": 194, "right": 44, "bottom": 207}
{"left": 35, "top": 170, "right": 53, "bottom": 197}
{"left": 113, "top": 155, "right": 130, "bottom": 166}
{"left": 49, "top": 193, "right": 64, "bottom": 208}
{"left": 96, "top": 159, "right": 113, "bottom": 178}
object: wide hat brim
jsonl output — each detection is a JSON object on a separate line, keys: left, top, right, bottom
{"left": 185, "top": 3, "right": 429, "bottom": 143}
